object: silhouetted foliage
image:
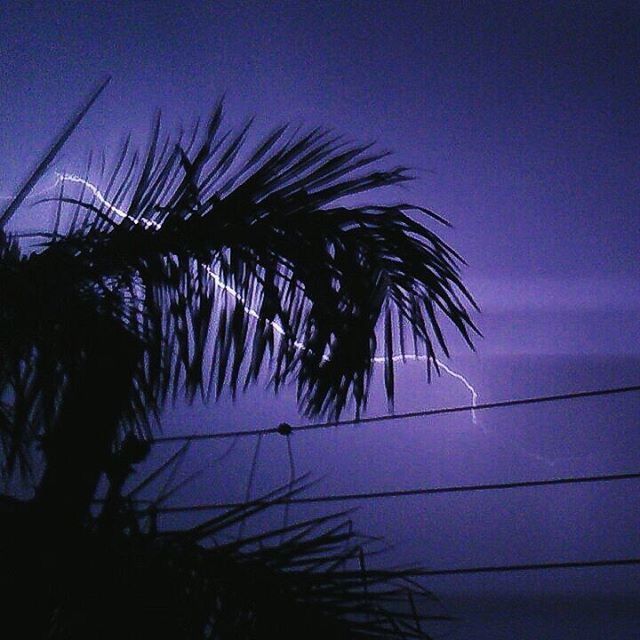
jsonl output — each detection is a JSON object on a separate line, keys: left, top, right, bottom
{"left": 0, "top": 83, "right": 475, "bottom": 638}
{"left": 1, "top": 90, "right": 477, "bottom": 486}
{"left": 2, "top": 468, "right": 450, "bottom": 639}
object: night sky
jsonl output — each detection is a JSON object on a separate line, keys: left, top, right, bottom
{"left": 1, "top": 2, "right": 639, "bottom": 638}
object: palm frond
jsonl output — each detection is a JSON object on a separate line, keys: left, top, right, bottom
{"left": 38, "top": 105, "right": 478, "bottom": 423}
{"left": 2, "top": 450, "right": 452, "bottom": 639}
{"left": 90, "top": 475, "right": 449, "bottom": 638}
{"left": 0, "top": 77, "right": 110, "bottom": 230}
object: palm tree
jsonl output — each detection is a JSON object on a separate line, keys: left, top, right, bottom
{"left": 1, "top": 80, "right": 477, "bottom": 525}
{"left": 0, "top": 81, "right": 477, "bottom": 637}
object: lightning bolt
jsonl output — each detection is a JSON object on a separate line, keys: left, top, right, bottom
{"left": 201, "top": 264, "right": 313, "bottom": 356}
{"left": 207, "top": 269, "right": 481, "bottom": 423}
{"left": 7, "top": 171, "right": 481, "bottom": 424}
{"left": 15, "top": 173, "right": 591, "bottom": 468}
{"left": 372, "top": 354, "right": 479, "bottom": 424}
{"left": 53, "top": 173, "right": 162, "bottom": 230}
{"left": 203, "top": 258, "right": 481, "bottom": 422}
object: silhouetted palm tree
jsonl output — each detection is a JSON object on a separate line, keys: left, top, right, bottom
{"left": 1, "top": 81, "right": 477, "bottom": 521}
{"left": 0, "top": 81, "right": 476, "bottom": 638}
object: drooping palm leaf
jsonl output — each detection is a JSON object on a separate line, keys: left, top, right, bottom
{"left": 71, "top": 476, "right": 451, "bottom": 638}
{"left": 0, "top": 77, "right": 111, "bottom": 230}
{"left": 37, "top": 104, "right": 478, "bottom": 422}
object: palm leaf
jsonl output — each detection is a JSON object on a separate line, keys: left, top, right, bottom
{"left": 38, "top": 106, "right": 478, "bottom": 424}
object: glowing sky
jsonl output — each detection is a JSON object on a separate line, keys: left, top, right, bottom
{"left": 1, "top": 2, "right": 639, "bottom": 638}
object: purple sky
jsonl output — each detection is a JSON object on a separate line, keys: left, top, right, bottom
{"left": 2, "top": 2, "right": 639, "bottom": 638}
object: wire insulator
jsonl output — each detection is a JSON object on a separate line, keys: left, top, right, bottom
{"left": 277, "top": 422, "right": 293, "bottom": 436}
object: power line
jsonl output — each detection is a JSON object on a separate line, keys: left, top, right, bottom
{"left": 140, "top": 469, "right": 640, "bottom": 513}
{"left": 152, "top": 383, "right": 640, "bottom": 444}
{"left": 364, "top": 557, "right": 640, "bottom": 578}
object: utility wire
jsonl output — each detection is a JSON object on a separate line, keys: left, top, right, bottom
{"left": 152, "top": 383, "right": 640, "bottom": 444}
{"left": 363, "top": 557, "right": 640, "bottom": 578}
{"left": 140, "top": 469, "right": 640, "bottom": 513}
{"left": 237, "top": 433, "right": 262, "bottom": 541}
{"left": 282, "top": 434, "right": 296, "bottom": 541}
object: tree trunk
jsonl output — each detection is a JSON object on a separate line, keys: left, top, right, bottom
{"left": 34, "top": 323, "right": 141, "bottom": 530}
